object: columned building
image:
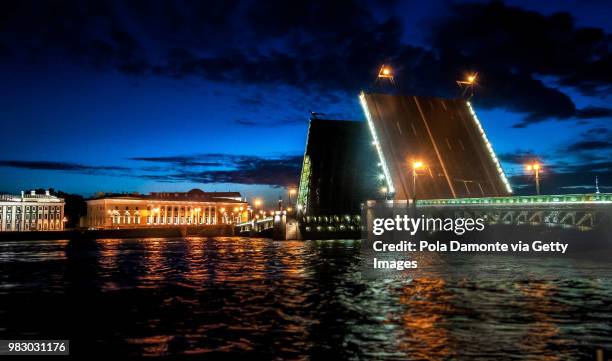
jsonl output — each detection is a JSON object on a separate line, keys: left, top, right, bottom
{"left": 86, "top": 189, "right": 249, "bottom": 229}
{"left": 0, "top": 190, "right": 65, "bottom": 232}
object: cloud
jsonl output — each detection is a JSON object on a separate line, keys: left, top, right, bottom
{"left": 562, "top": 127, "right": 612, "bottom": 155}
{"left": 0, "top": 160, "right": 129, "bottom": 174}
{"left": 498, "top": 149, "right": 541, "bottom": 165}
{"left": 1, "top": 1, "right": 611, "bottom": 126}
{"left": 132, "top": 153, "right": 302, "bottom": 187}
{"left": 575, "top": 106, "right": 612, "bottom": 119}
{"left": 128, "top": 156, "right": 222, "bottom": 167}
{"left": 1, "top": 153, "right": 302, "bottom": 187}
{"left": 233, "top": 119, "right": 260, "bottom": 126}
{"left": 566, "top": 140, "right": 612, "bottom": 152}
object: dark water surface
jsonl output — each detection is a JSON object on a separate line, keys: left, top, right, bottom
{"left": 1, "top": 237, "right": 611, "bottom": 359}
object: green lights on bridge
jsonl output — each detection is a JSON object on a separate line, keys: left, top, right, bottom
{"left": 416, "top": 193, "right": 612, "bottom": 206}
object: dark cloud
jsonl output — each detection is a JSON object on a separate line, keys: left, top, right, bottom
{"left": 233, "top": 119, "right": 259, "bottom": 127}
{"left": 575, "top": 106, "right": 612, "bottom": 119}
{"left": 1, "top": 1, "right": 611, "bottom": 126}
{"left": 169, "top": 155, "right": 302, "bottom": 187}
{"left": 129, "top": 156, "right": 222, "bottom": 167}
{"left": 566, "top": 140, "right": 612, "bottom": 152}
{"left": 1, "top": 154, "right": 302, "bottom": 187}
{"left": 0, "top": 160, "right": 128, "bottom": 174}
{"left": 132, "top": 153, "right": 302, "bottom": 187}
{"left": 498, "top": 149, "right": 541, "bottom": 165}
{"left": 562, "top": 127, "right": 612, "bottom": 155}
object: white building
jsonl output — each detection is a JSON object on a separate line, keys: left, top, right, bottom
{"left": 86, "top": 188, "right": 249, "bottom": 229}
{"left": 0, "top": 190, "right": 65, "bottom": 232}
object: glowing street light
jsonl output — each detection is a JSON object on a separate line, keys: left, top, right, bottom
{"left": 412, "top": 160, "right": 425, "bottom": 204}
{"left": 378, "top": 65, "right": 393, "bottom": 79}
{"left": 525, "top": 162, "right": 542, "bottom": 195}
{"left": 457, "top": 72, "right": 478, "bottom": 98}
{"left": 287, "top": 188, "right": 297, "bottom": 214}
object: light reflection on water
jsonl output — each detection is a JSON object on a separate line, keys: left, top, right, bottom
{"left": 0, "top": 237, "right": 610, "bottom": 359}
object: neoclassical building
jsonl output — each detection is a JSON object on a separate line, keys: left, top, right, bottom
{"left": 0, "top": 190, "right": 65, "bottom": 232}
{"left": 86, "top": 188, "right": 249, "bottom": 229}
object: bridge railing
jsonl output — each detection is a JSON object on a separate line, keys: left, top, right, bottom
{"left": 416, "top": 193, "right": 612, "bottom": 207}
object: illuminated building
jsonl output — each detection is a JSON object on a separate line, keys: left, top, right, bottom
{"left": 0, "top": 190, "right": 65, "bottom": 231}
{"left": 359, "top": 92, "right": 512, "bottom": 200}
{"left": 86, "top": 188, "right": 248, "bottom": 229}
{"left": 296, "top": 118, "right": 379, "bottom": 216}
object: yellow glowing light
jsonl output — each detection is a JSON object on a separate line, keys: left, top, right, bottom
{"left": 378, "top": 65, "right": 393, "bottom": 79}
{"left": 194, "top": 207, "right": 201, "bottom": 212}
{"left": 254, "top": 199, "right": 262, "bottom": 207}
{"left": 526, "top": 162, "right": 541, "bottom": 171}
{"left": 380, "top": 186, "right": 388, "bottom": 193}
{"left": 153, "top": 207, "right": 160, "bottom": 213}
{"left": 288, "top": 188, "right": 297, "bottom": 195}
{"left": 467, "top": 74, "right": 476, "bottom": 83}
{"left": 220, "top": 207, "right": 225, "bottom": 213}
{"left": 287, "top": 207, "right": 293, "bottom": 212}
{"left": 413, "top": 161, "right": 424, "bottom": 169}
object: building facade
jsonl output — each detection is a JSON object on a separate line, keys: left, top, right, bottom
{"left": 0, "top": 190, "right": 65, "bottom": 232}
{"left": 86, "top": 188, "right": 249, "bottom": 229}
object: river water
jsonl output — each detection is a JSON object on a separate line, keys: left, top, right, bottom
{"left": 0, "top": 237, "right": 611, "bottom": 359}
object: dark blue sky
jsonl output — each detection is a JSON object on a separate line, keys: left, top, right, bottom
{"left": 1, "top": 0, "right": 611, "bottom": 204}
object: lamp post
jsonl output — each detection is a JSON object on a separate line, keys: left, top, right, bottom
{"left": 288, "top": 188, "right": 297, "bottom": 214}
{"left": 380, "top": 186, "right": 388, "bottom": 199}
{"left": 525, "top": 162, "right": 542, "bottom": 195}
{"left": 456, "top": 72, "right": 478, "bottom": 98}
{"left": 253, "top": 199, "right": 262, "bottom": 219}
{"left": 412, "top": 161, "right": 424, "bottom": 204}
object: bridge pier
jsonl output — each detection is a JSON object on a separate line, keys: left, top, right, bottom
{"left": 273, "top": 211, "right": 301, "bottom": 240}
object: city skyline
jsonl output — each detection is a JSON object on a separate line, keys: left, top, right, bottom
{"left": 1, "top": 0, "right": 611, "bottom": 203}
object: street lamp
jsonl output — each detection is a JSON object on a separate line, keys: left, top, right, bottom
{"left": 457, "top": 72, "right": 478, "bottom": 98}
{"left": 525, "top": 162, "right": 542, "bottom": 195}
{"left": 412, "top": 160, "right": 424, "bottom": 204}
{"left": 288, "top": 188, "right": 297, "bottom": 213}
{"left": 378, "top": 65, "right": 393, "bottom": 79}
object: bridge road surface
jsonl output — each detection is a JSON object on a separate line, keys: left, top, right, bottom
{"left": 360, "top": 92, "right": 511, "bottom": 200}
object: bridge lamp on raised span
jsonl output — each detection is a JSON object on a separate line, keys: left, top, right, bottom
{"left": 378, "top": 65, "right": 393, "bottom": 79}
{"left": 457, "top": 72, "right": 478, "bottom": 98}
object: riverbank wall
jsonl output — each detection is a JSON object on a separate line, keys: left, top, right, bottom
{"left": 0, "top": 225, "right": 235, "bottom": 241}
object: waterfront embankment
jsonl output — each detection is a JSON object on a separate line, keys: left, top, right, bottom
{"left": 0, "top": 225, "right": 235, "bottom": 241}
